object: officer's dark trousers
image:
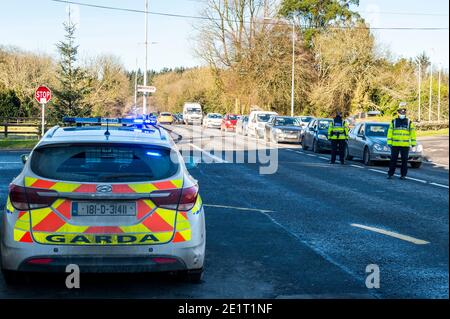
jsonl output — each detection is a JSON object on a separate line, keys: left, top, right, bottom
{"left": 331, "top": 140, "right": 346, "bottom": 163}
{"left": 388, "top": 146, "right": 409, "bottom": 177}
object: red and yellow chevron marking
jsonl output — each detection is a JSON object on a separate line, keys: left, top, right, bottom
{"left": 24, "top": 177, "right": 183, "bottom": 193}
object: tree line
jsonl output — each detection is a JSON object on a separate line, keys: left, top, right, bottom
{"left": 153, "top": 0, "right": 448, "bottom": 121}
{"left": 0, "top": 0, "right": 448, "bottom": 123}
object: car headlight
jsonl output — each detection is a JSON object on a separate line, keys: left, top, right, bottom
{"left": 318, "top": 134, "right": 327, "bottom": 140}
{"left": 274, "top": 128, "right": 282, "bottom": 134}
{"left": 373, "top": 144, "right": 390, "bottom": 152}
{"left": 412, "top": 145, "right": 423, "bottom": 153}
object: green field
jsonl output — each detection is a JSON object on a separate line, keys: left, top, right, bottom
{"left": 0, "top": 139, "right": 38, "bottom": 149}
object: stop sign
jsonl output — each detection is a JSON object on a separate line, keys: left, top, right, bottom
{"left": 35, "top": 86, "right": 52, "bottom": 104}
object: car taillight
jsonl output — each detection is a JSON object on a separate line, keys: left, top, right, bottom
{"left": 150, "top": 185, "right": 198, "bottom": 211}
{"left": 9, "top": 184, "right": 58, "bottom": 211}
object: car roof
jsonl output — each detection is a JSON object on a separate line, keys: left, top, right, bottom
{"left": 38, "top": 126, "right": 173, "bottom": 148}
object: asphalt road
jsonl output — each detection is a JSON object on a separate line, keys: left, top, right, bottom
{"left": 0, "top": 126, "right": 447, "bottom": 298}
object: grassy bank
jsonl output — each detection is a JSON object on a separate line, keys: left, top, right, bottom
{"left": 0, "top": 139, "right": 38, "bottom": 150}
{"left": 416, "top": 128, "right": 449, "bottom": 137}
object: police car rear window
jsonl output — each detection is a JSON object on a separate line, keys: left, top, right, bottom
{"left": 30, "top": 144, "right": 179, "bottom": 183}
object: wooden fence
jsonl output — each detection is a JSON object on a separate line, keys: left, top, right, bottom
{"left": 0, "top": 117, "right": 46, "bottom": 138}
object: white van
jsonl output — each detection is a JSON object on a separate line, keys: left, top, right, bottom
{"left": 183, "top": 102, "right": 203, "bottom": 125}
{"left": 248, "top": 111, "right": 278, "bottom": 138}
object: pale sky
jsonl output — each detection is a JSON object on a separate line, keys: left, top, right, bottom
{"left": 0, "top": 0, "right": 448, "bottom": 71}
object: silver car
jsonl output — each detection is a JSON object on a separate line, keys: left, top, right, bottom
{"left": 346, "top": 121, "right": 423, "bottom": 167}
{"left": 1, "top": 117, "right": 205, "bottom": 284}
{"left": 264, "top": 116, "right": 303, "bottom": 143}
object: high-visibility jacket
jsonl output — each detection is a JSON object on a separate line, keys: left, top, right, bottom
{"left": 328, "top": 118, "right": 349, "bottom": 140}
{"left": 387, "top": 118, "right": 416, "bottom": 147}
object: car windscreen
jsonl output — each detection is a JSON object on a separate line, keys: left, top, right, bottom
{"left": 299, "top": 117, "right": 313, "bottom": 123}
{"left": 257, "top": 114, "right": 274, "bottom": 122}
{"left": 275, "top": 117, "right": 300, "bottom": 126}
{"left": 160, "top": 112, "right": 171, "bottom": 116}
{"left": 187, "top": 108, "right": 202, "bottom": 114}
{"left": 318, "top": 120, "right": 331, "bottom": 130}
{"left": 208, "top": 114, "right": 222, "bottom": 118}
{"left": 30, "top": 144, "right": 179, "bottom": 183}
{"left": 227, "top": 115, "right": 238, "bottom": 120}
{"left": 366, "top": 124, "right": 389, "bottom": 137}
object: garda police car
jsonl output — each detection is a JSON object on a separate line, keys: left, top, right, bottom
{"left": 1, "top": 117, "right": 205, "bottom": 284}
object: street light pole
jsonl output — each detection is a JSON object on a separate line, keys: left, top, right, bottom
{"left": 418, "top": 62, "right": 421, "bottom": 122}
{"left": 143, "top": 0, "right": 149, "bottom": 115}
{"left": 428, "top": 62, "right": 433, "bottom": 122}
{"left": 438, "top": 65, "right": 441, "bottom": 122}
{"left": 291, "top": 21, "right": 295, "bottom": 117}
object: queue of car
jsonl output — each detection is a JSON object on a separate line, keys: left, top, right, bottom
{"left": 159, "top": 108, "right": 423, "bottom": 169}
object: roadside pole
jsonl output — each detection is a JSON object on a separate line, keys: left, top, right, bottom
{"left": 41, "top": 103, "right": 45, "bottom": 137}
{"left": 35, "top": 86, "right": 52, "bottom": 138}
{"left": 437, "top": 65, "right": 441, "bottom": 122}
{"left": 143, "top": 0, "right": 149, "bottom": 115}
{"left": 428, "top": 62, "right": 433, "bottom": 121}
{"left": 418, "top": 62, "right": 421, "bottom": 122}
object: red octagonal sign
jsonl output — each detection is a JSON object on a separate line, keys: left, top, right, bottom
{"left": 35, "top": 86, "right": 52, "bottom": 104}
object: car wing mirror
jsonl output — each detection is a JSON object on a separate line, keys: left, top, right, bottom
{"left": 21, "top": 154, "right": 29, "bottom": 165}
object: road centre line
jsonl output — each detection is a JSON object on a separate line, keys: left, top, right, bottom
{"left": 405, "top": 176, "right": 427, "bottom": 183}
{"left": 351, "top": 223, "right": 430, "bottom": 245}
{"left": 351, "top": 164, "right": 364, "bottom": 169}
{"left": 204, "top": 204, "right": 274, "bottom": 213}
{"left": 0, "top": 162, "right": 21, "bottom": 164}
{"left": 430, "top": 182, "right": 449, "bottom": 189}
{"left": 189, "top": 143, "right": 228, "bottom": 163}
{"left": 319, "top": 156, "right": 329, "bottom": 160}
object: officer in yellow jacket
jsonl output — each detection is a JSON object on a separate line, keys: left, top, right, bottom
{"left": 387, "top": 104, "right": 417, "bottom": 179}
{"left": 328, "top": 112, "right": 349, "bottom": 164}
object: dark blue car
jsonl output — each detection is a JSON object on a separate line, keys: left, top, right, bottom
{"left": 301, "top": 118, "right": 333, "bottom": 153}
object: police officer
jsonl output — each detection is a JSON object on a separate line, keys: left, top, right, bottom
{"left": 328, "top": 111, "right": 349, "bottom": 164}
{"left": 387, "top": 103, "right": 417, "bottom": 179}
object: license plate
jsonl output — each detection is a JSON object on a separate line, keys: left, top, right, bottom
{"left": 72, "top": 202, "right": 136, "bottom": 217}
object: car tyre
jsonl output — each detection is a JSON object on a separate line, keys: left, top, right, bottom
{"left": 313, "top": 140, "right": 320, "bottom": 153}
{"left": 1, "top": 269, "right": 29, "bottom": 286}
{"left": 176, "top": 268, "right": 204, "bottom": 284}
{"left": 363, "top": 147, "right": 373, "bottom": 166}
{"left": 345, "top": 145, "right": 353, "bottom": 160}
{"left": 410, "top": 162, "right": 422, "bottom": 169}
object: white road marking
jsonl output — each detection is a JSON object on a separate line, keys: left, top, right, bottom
{"left": 319, "top": 156, "right": 329, "bottom": 160}
{"left": 351, "top": 223, "right": 430, "bottom": 245}
{"left": 295, "top": 151, "right": 304, "bottom": 155}
{"left": 0, "top": 162, "right": 21, "bottom": 164}
{"left": 405, "top": 176, "right": 427, "bottom": 183}
{"left": 306, "top": 154, "right": 317, "bottom": 157}
{"left": 189, "top": 143, "right": 229, "bottom": 163}
{"left": 204, "top": 204, "right": 274, "bottom": 213}
{"left": 430, "top": 182, "right": 449, "bottom": 189}
{"left": 351, "top": 164, "right": 364, "bottom": 169}
{"left": 369, "top": 169, "right": 386, "bottom": 174}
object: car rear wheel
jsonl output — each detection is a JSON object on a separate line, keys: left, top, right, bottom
{"left": 1, "top": 269, "right": 29, "bottom": 286}
{"left": 410, "top": 162, "right": 422, "bottom": 169}
{"left": 363, "top": 147, "right": 373, "bottom": 166}
{"left": 345, "top": 145, "right": 353, "bottom": 160}
{"left": 175, "top": 268, "right": 204, "bottom": 284}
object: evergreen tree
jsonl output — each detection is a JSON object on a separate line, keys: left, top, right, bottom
{"left": 53, "top": 21, "right": 92, "bottom": 121}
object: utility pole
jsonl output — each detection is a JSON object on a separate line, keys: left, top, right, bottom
{"left": 438, "top": 65, "right": 441, "bottom": 122}
{"left": 143, "top": 0, "right": 149, "bottom": 115}
{"left": 418, "top": 62, "right": 421, "bottom": 122}
{"left": 428, "top": 63, "right": 433, "bottom": 122}
{"left": 291, "top": 21, "right": 295, "bottom": 117}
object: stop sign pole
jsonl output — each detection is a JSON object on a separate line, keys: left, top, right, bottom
{"left": 35, "top": 86, "right": 52, "bottom": 137}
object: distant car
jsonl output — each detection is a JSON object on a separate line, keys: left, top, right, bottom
{"left": 295, "top": 116, "right": 314, "bottom": 129}
{"left": 236, "top": 115, "right": 249, "bottom": 136}
{"left": 248, "top": 111, "right": 278, "bottom": 138}
{"left": 264, "top": 116, "right": 302, "bottom": 143}
{"left": 203, "top": 113, "right": 223, "bottom": 129}
{"left": 221, "top": 114, "right": 238, "bottom": 132}
{"left": 346, "top": 122, "right": 423, "bottom": 167}
{"left": 157, "top": 112, "right": 174, "bottom": 124}
{"left": 302, "top": 118, "right": 333, "bottom": 153}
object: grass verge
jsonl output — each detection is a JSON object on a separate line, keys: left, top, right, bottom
{"left": 0, "top": 139, "right": 38, "bottom": 150}
{"left": 416, "top": 128, "right": 449, "bottom": 137}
